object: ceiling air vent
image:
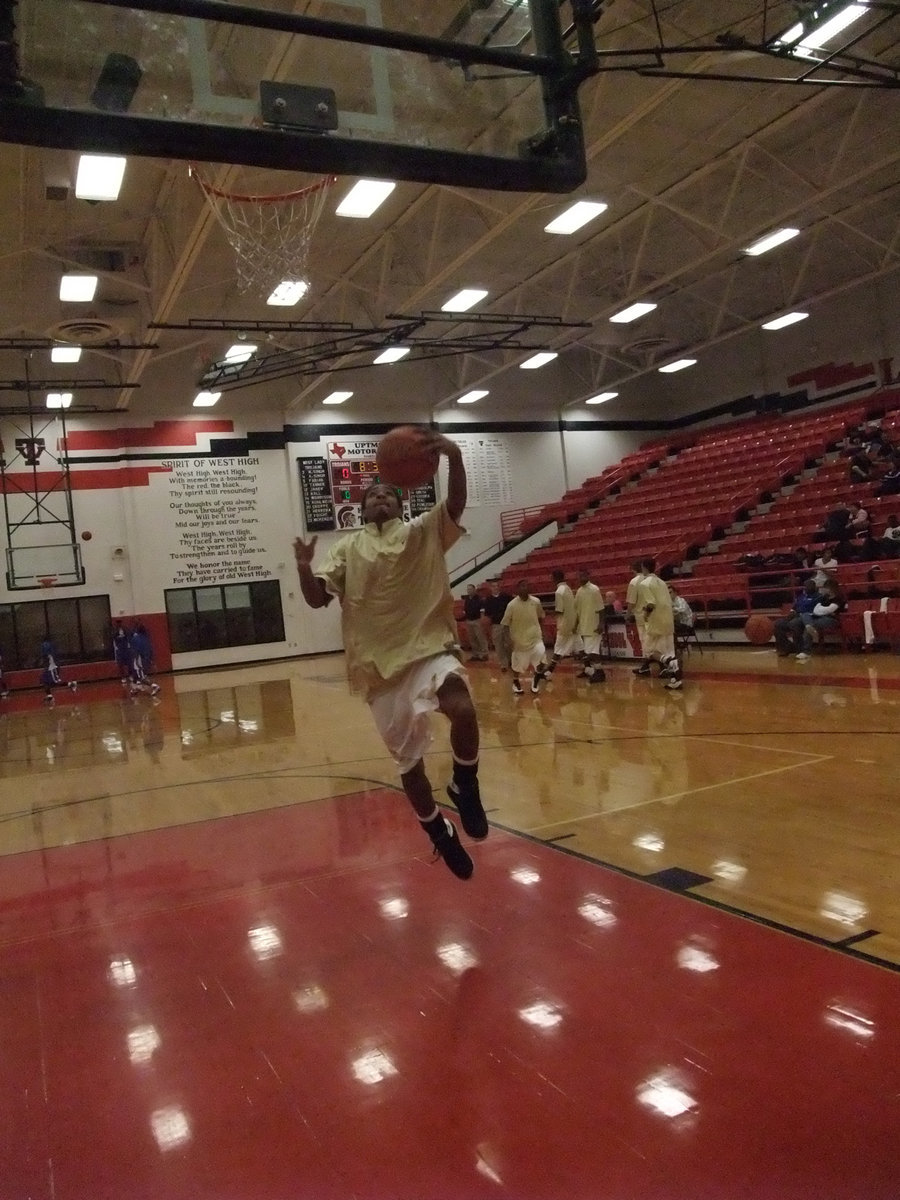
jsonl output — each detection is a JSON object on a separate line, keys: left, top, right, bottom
{"left": 53, "top": 242, "right": 143, "bottom": 273}
{"left": 49, "top": 319, "right": 119, "bottom": 345}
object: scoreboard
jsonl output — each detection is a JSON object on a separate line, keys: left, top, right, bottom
{"left": 298, "top": 444, "right": 437, "bottom": 532}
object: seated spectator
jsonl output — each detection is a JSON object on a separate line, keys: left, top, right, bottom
{"left": 880, "top": 514, "right": 900, "bottom": 558}
{"left": 668, "top": 584, "right": 695, "bottom": 633}
{"left": 603, "top": 590, "right": 623, "bottom": 615}
{"left": 774, "top": 579, "right": 819, "bottom": 657}
{"left": 792, "top": 546, "right": 817, "bottom": 570}
{"left": 821, "top": 501, "right": 851, "bottom": 542}
{"left": 849, "top": 449, "right": 873, "bottom": 483}
{"left": 875, "top": 460, "right": 900, "bottom": 497}
{"left": 796, "top": 581, "right": 846, "bottom": 661}
{"left": 812, "top": 547, "right": 838, "bottom": 586}
{"left": 847, "top": 500, "right": 869, "bottom": 536}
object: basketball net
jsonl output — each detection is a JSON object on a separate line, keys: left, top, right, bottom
{"left": 190, "top": 167, "right": 337, "bottom": 297}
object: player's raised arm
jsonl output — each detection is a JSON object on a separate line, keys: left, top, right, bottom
{"left": 426, "top": 434, "right": 466, "bottom": 523}
{"left": 293, "top": 535, "right": 330, "bottom": 608}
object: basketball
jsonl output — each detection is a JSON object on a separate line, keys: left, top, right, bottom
{"left": 744, "top": 614, "right": 775, "bottom": 644}
{"left": 377, "top": 425, "right": 439, "bottom": 488}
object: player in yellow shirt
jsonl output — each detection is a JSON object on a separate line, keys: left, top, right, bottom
{"left": 501, "top": 580, "right": 550, "bottom": 696}
{"left": 292, "top": 434, "right": 486, "bottom": 880}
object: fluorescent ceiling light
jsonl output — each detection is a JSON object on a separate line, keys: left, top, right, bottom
{"left": 50, "top": 345, "right": 82, "bottom": 363}
{"left": 457, "top": 390, "right": 489, "bottom": 404}
{"left": 441, "top": 288, "right": 488, "bottom": 313}
{"left": 59, "top": 273, "right": 98, "bottom": 302}
{"left": 520, "top": 351, "right": 557, "bottom": 369}
{"left": 224, "top": 343, "right": 257, "bottom": 363}
{"left": 374, "top": 346, "right": 410, "bottom": 364}
{"left": 586, "top": 391, "right": 618, "bottom": 404}
{"left": 193, "top": 391, "right": 221, "bottom": 407}
{"left": 609, "top": 301, "right": 657, "bottom": 324}
{"left": 322, "top": 390, "right": 353, "bottom": 405}
{"left": 46, "top": 392, "right": 73, "bottom": 409}
{"left": 267, "top": 279, "right": 308, "bottom": 306}
{"left": 794, "top": 4, "right": 869, "bottom": 53}
{"left": 335, "top": 179, "right": 396, "bottom": 218}
{"left": 75, "top": 153, "right": 126, "bottom": 201}
{"left": 743, "top": 227, "right": 799, "bottom": 256}
{"left": 658, "top": 358, "right": 697, "bottom": 374}
{"left": 544, "top": 200, "right": 608, "bottom": 235}
{"left": 762, "top": 311, "right": 809, "bottom": 330}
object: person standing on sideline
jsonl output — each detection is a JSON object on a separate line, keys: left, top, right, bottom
{"left": 574, "top": 568, "right": 605, "bottom": 683}
{"left": 483, "top": 580, "right": 513, "bottom": 671}
{"left": 501, "top": 579, "right": 549, "bottom": 696}
{"left": 129, "top": 624, "right": 161, "bottom": 696}
{"left": 462, "top": 583, "right": 489, "bottom": 662}
{"left": 112, "top": 622, "right": 131, "bottom": 688}
{"left": 635, "top": 559, "right": 683, "bottom": 690}
{"left": 540, "top": 569, "right": 579, "bottom": 681}
{"left": 625, "top": 560, "right": 649, "bottom": 672}
{"left": 292, "top": 434, "right": 487, "bottom": 881}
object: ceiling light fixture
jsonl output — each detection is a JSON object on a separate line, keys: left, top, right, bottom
{"left": 441, "top": 288, "right": 488, "bottom": 313}
{"left": 774, "top": 3, "right": 870, "bottom": 56}
{"left": 75, "top": 153, "right": 127, "bottom": 201}
{"left": 46, "top": 392, "right": 73, "bottom": 409}
{"left": 322, "top": 390, "right": 353, "bottom": 405}
{"left": 224, "top": 343, "right": 257, "bottom": 363}
{"left": 59, "top": 273, "right": 98, "bottom": 302}
{"left": 762, "top": 311, "right": 809, "bottom": 330}
{"left": 609, "top": 301, "right": 657, "bottom": 324}
{"left": 743, "top": 227, "right": 799, "bottom": 256}
{"left": 586, "top": 391, "right": 618, "bottom": 404}
{"left": 267, "top": 279, "right": 308, "bottom": 306}
{"left": 520, "top": 351, "right": 557, "bottom": 369}
{"left": 658, "top": 359, "right": 697, "bottom": 374}
{"left": 373, "top": 346, "right": 410, "bottom": 364}
{"left": 50, "top": 345, "right": 82, "bottom": 363}
{"left": 193, "top": 391, "right": 221, "bottom": 407}
{"left": 335, "top": 179, "right": 396, "bottom": 218}
{"left": 457, "top": 390, "right": 489, "bottom": 404}
{"left": 544, "top": 200, "right": 608, "bottom": 235}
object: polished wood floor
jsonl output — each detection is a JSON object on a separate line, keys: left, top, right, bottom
{"left": 1, "top": 646, "right": 898, "bottom": 1197}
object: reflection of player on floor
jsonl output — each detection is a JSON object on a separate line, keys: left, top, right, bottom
{"left": 129, "top": 624, "right": 161, "bottom": 696}
{"left": 40, "top": 637, "right": 78, "bottom": 704}
{"left": 293, "top": 434, "right": 487, "bottom": 881}
{"left": 113, "top": 622, "right": 131, "bottom": 687}
{"left": 501, "top": 580, "right": 549, "bottom": 696}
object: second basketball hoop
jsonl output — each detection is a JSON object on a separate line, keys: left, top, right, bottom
{"left": 190, "top": 167, "right": 337, "bottom": 299}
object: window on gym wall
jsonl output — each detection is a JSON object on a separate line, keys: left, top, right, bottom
{"left": 164, "top": 580, "right": 285, "bottom": 654}
{"left": 0, "top": 594, "right": 112, "bottom": 669}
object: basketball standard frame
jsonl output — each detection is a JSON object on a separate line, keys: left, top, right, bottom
{"left": 0, "top": 0, "right": 597, "bottom": 193}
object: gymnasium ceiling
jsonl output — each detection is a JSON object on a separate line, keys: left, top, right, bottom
{"left": 1, "top": 0, "right": 899, "bottom": 429}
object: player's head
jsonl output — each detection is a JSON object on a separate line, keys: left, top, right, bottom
{"left": 641, "top": 557, "right": 656, "bottom": 574}
{"left": 579, "top": 568, "right": 591, "bottom": 584}
{"left": 516, "top": 578, "right": 530, "bottom": 599}
{"left": 551, "top": 569, "right": 565, "bottom": 584}
{"left": 361, "top": 482, "right": 402, "bottom": 526}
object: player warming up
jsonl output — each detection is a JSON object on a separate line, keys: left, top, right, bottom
{"left": 293, "top": 430, "right": 487, "bottom": 880}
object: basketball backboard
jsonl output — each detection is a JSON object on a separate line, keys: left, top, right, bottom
{"left": 0, "top": 0, "right": 594, "bottom": 192}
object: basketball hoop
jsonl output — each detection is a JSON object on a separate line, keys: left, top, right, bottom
{"left": 190, "top": 166, "right": 337, "bottom": 297}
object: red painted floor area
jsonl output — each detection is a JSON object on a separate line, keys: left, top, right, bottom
{"left": 1, "top": 788, "right": 898, "bottom": 1199}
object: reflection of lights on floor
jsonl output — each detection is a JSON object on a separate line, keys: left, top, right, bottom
{"left": 436, "top": 941, "right": 478, "bottom": 974}
{"left": 676, "top": 943, "right": 719, "bottom": 973}
{"left": 150, "top": 1105, "right": 192, "bottom": 1151}
{"left": 518, "top": 1002, "right": 563, "bottom": 1030}
{"left": 510, "top": 867, "right": 540, "bottom": 886}
{"left": 825, "top": 1003, "right": 875, "bottom": 1040}
{"left": 128, "top": 1023, "right": 161, "bottom": 1065}
{"left": 293, "top": 984, "right": 329, "bottom": 1014}
{"left": 636, "top": 1072, "right": 697, "bottom": 1119}
{"left": 632, "top": 833, "right": 664, "bottom": 852}
{"left": 820, "top": 891, "right": 868, "bottom": 926}
{"left": 577, "top": 893, "right": 616, "bottom": 928}
{"left": 379, "top": 896, "right": 409, "bottom": 920}
{"left": 108, "top": 957, "right": 137, "bottom": 988}
{"left": 711, "top": 859, "right": 747, "bottom": 884}
{"left": 351, "top": 1048, "right": 398, "bottom": 1085}
{"left": 248, "top": 923, "right": 283, "bottom": 960}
